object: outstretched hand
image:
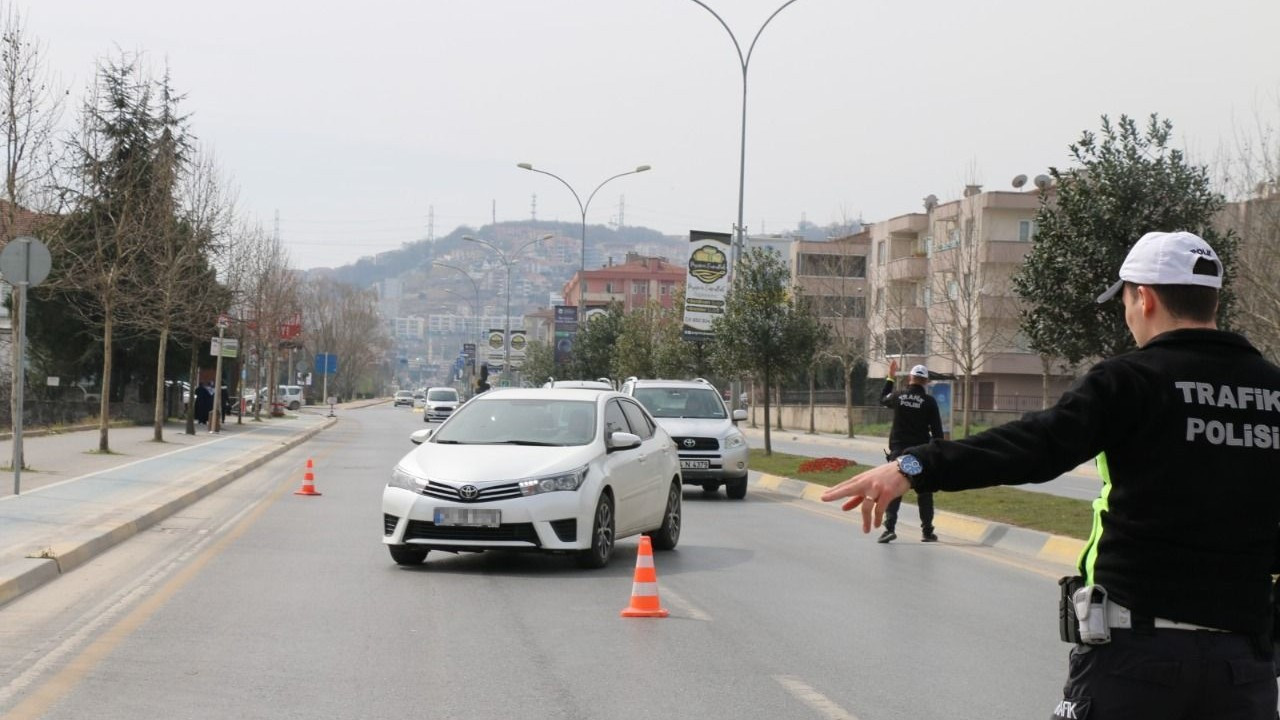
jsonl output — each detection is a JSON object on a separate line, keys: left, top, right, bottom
{"left": 821, "top": 462, "right": 912, "bottom": 533}
{"left": 888, "top": 359, "right": 899, "bottom": 377}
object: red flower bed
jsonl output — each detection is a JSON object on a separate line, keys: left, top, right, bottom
{"left": 798, "top": 457, "right": 855, "bottom": 474}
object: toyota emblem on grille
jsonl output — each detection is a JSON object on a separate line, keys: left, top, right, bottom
{"left": 682, "top": 438, "right": 696, "bottom": 448}
{"left": 458, "top": 485, "right": 479, "bottom": 500}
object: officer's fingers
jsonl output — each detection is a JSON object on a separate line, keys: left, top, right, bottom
{"left": 861, "top": 497, "right": 876, "bottom": 533}
{"left": 840, "top": 496, "right": 865, "bottom": 513}
{"left": 822, "top": 476, "right": 865, "bottom": 502}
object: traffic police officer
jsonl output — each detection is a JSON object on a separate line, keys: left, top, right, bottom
{"left": 877, "top": 359, "right": 945, "bottom": 543}
{"left": 823, "top": 231, "right": 1280, "bottom": 719}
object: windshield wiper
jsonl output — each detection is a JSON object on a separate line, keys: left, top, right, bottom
{"left": 490, "top": 439, "right": 559, "bottom": 446}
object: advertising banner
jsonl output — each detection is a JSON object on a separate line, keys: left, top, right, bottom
{"left": 508, "top": 330, "right": 527, "bottom": 369}
{"left": 487, "top": 328, "right": 505, "bottom": 370}
{"left": 553, "top": 306, "right": 578, "bottom": 365}
{"left": 681, "top": 230, "right": 733, "bottom": 341}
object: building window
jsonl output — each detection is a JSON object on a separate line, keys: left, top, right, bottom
{"left": 876, "top": 241, "right": 885, "bottom": 266}
{"left": 659, "top": 282, "right": 672, "bottom": 296}
{"left": 885, "top": 328, "right": 926, "bottom": 356}
{"left": 632, "top": 280, "right": 648, "bottom": 295}
{"left": 1018, "top": 220, "right": 1037, "bottom": 242}
{"left": 797, "top": 253, "right": 866, "bottom": 278}
{"left": 605, "top": 282, "right": 616, "bottom": 293}
{"left": 814, "top": 295, "right": 866, "bottom": 318}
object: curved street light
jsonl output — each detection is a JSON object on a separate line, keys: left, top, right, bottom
{"left": 686, "top": 0, "right": 801, "bottom": 412}
{"left": 463, "top": 233, "right": 554, "bottom": 382}
{"left": 517, "top": 163, "right": 651, "bottom": 276}
{"left": 433, "top": 261, "right": 483, "bottom": 389}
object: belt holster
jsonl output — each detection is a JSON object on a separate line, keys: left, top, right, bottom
{"left": 1058, "top": 576, "right": 1084, "bottom": 644}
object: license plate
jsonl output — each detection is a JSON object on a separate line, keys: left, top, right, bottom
{"left": 434, "top": 508, "right": 501, "bottom": 527}
{"left": 680, "top": 460, "right": 710, "bottom": 470}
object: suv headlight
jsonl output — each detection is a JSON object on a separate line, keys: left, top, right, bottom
{"left": 724, "top": 432, "right": 746, "bottom": 449}
{"left": 389, "top": 466, "right": 424, "bottom": 492}
{"left": 519, "top": 466, "right": 588, "bottom": 496}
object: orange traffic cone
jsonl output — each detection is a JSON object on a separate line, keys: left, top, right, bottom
{"left": 295, "top": 458, "right": 322, "bottom": 496}
{"left": 620, "top": 535, "right": 668, "bottom": 618}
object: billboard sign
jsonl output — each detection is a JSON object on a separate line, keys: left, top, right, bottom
{"left": 487, "top": 328, "right": 505, "bottom": 370}
{"left": 681, "top": 230, "right": 732, "bottom": 341}
{"left": 508, "top": 330, "right": 527, "bottom": 369}
{"left": 553, "top": 306, "right": 578, "bottom": 365}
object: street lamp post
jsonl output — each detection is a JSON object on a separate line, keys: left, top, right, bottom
{"left": 686, "top": 0, "right": 801, "bottom": 412}
{"left": 433, "top": 261, "right": 483, "bottom": 390}
{"left": 516, "top": 163, "right": 651, "bottom": 275}
{"left": 463, "top": 234, "right": 553, "bottom": 385}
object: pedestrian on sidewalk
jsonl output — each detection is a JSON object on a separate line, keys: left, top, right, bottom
{"left": 876, "top": 358, "right": 944, "bottom": 543}
{"left": 822, "top": 231, "right": 1280, "bottom": 719}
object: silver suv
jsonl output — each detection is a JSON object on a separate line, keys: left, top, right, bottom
{"left": 620, "top": 377, "right": 749, "bottom": 499}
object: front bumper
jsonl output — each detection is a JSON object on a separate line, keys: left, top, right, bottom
{"left": 424, "top": 406, "right": 456, "bottom": 421}
{"left": 677, "top": 442, "right": 749, "bottom": 481}
{"left": 382, "top": 486, "right": 592, "bottom": 551}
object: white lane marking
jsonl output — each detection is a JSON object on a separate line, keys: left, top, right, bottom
{"left": 658, "top": 585, "right": 712, "bottom": 622}
{"left": 774, "top": 675, "right": 862, "bottom": 720}
{"left": 0, "top": 422, "right": 299, "bottom": 503}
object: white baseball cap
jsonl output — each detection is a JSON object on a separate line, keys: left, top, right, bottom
{"left": 1095, "top": 231, "right": 1223, "bottom": 303}
{"left": 909, "top": 364, "right": 929, "bottom": 379}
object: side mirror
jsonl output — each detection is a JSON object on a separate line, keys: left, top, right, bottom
{"left": 410, "top": 428, "right": 434, "bottom": 445}
{"left": 607, "top": 431, "right": 641, "bottom": 452}
{"left": 732, "top": 409, "right": 747, "bottom": 422}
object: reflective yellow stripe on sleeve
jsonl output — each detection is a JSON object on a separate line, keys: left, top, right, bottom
{"left": 1080, "top": 452, "right": 1112, "bottom": 584}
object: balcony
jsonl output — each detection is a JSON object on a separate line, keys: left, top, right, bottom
{"left": 983, "top": 240, "right": 1031, "bottom": 264}
{"left": 884, "top": 255, "right": 927, "bottom": 281}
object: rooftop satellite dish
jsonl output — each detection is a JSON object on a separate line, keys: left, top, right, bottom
{"left": 923, "top": 194, "right": 938, "bottom": 211}
{"left": 1033, "top": 174, "right": 1052, "bottom": 191}
{"left": 1012, "top": 174, "right": 1028, "bottom": 189}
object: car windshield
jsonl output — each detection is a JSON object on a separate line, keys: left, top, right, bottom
{"left": 433, "top": 398, "right": 596, "bottom": 446}
{"left": 633, "top": 387, "right": 726, "bottom": 419}
{"left": 427, "top": 389, "right": 457, "bottom": 402}
{"left": 395, "top": 392, "right": 412, "bottom": 398}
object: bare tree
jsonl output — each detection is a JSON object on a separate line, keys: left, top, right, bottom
{"left": 1, "top": 2, "right": 62, "bottom": 452}
{"left": 926, "top": 198, "right": 1018, "bottom": 436}
{"left": 1215, "top": 103, "right": 1280, "bottom": 361}
{"left": 301, "top": 276, "right": 389, "bottom": 402}
{"left": 800, "top": 235, "right": 869, "bottom": 437}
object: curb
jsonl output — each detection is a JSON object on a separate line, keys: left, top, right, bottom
{"left": 754, "top": 472, "right": 1085, "bottom": 567}
{"left": 0, "top": 416, "right": 337, "bottom": 608}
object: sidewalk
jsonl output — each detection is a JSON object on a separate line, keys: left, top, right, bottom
{"left": 740, "top": 424, "right": 1088, "bottom": 567}
{"left": 0, "top": 398, "right": 385, "bottom": 607}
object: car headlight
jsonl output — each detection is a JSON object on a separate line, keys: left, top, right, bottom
{"left": 724, "top": 432, "right": 746, "bottom": 449}
{"left": 519, "top": 466, "right": 588, "bottom": 496}
{"left": 389, "top": 465, "right": 424, "bottom": 492}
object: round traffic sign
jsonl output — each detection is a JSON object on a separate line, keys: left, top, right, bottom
{"left": 0, "top": 236, "right": 52, "bottom": 287}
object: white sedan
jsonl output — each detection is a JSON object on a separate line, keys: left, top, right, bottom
{"left": 382, "top": 388, "right": 683, "bottom": 568}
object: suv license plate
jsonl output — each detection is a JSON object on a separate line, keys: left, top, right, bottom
{"left": 680, "top": 460, "right": 710, "bottom": 470}
{"left": 435, "top": 508, "right": 501, "bottom": 527}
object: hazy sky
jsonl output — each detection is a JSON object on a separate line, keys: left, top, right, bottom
{"left": 33, "top": 1, "right": 1280, "bottom": 269}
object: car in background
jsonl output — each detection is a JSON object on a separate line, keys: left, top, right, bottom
{"left": 393, "top": 390, "right": 415, "bottom": 407}
{"left": 621, "top": 377, "right": 750, "bottom": 499}
{"left": 412, "top": 390, "right": 425, "bottom": 408}
{"left": 383, "top": 388, "right": 682, "bottom": 569}
{"left": 277, "top": 385, "right": 306, "bottom": 410}
{"left": 423, "top": 387, "right": 460, "bottom": 422}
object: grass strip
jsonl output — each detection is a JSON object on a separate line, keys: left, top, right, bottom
{"left": 749, "top": 448, "right": 1094, "bottom": 540}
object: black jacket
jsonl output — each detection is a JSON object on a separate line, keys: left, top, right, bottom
{"left": 880, "top": 380, "right": 944, "bottom": 451}
{"left": 905, "top": 329, "right": 1280, "bottom": 635}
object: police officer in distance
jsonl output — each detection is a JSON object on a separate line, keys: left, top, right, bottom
{"left": 823, "top": 231, "right": 1280, "bottom": 719}
{"left": 877, "top": 359, "right": 945, "bottom": 543}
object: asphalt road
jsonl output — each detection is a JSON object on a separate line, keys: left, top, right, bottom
{"left": 747, "top": 427, "right": 1104, "bottom": 501}
{"left": 1, "top": 403, "right": 1079, "bottom": 719}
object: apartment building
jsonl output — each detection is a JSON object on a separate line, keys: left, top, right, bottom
{"left": 865, "top": 186, "right": 1073, "bottom": 412}
{"left": 789, "top": 231, "right": 870, "bottom": 352}
{"left": 561, "top": 252, "right": 685, "bottom": 314}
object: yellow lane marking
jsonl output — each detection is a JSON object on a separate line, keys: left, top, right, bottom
{"left": 774, "top": 675, "right": 863, "bottom": 720}
{"left": 4, "top": 448, "right": 332, "bottom": 720}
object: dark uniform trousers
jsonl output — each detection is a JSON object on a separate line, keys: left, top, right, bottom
{"left": 882, "top": 448, "right": 934, "bottom": 535}
{"left": 1055, "top": 629, "right": 1277, "bottom": 720}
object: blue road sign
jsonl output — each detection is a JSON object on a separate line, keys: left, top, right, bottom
{"left": 314, "top": 353, "right": 338, "bottom": 375}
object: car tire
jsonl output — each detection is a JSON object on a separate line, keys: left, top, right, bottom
{"left": 726, "top": 476, "right": 748, "bottom": 500}
{"left": 575, "top": 493, "right": 615, "bottom": 569}
{"left": 288, "top": 401, "right": 301, "bottom": 410}
{"left": 701, "top": 482, "right": 719, "bottom": 494}
{"left": 389, "top": 544, "right": 428, "bottom": 566}
{"left": 646, "top": 480, "right": 681, "bottom": 551}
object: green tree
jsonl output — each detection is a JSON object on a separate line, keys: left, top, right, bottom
{"left": 520, "top": 338, "right": 555, "bottom": 386}
{"left": 613, "top": 294, "right": 694, "bottom": 381}
{"left": 1013, "top": 114, "right": 1236, "bottom": 365}
{"left": 710, "top": 247, "right": 827, "bottom": 454}
{"left": 570, "top": 301, "right": 624, "bottom": 380}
